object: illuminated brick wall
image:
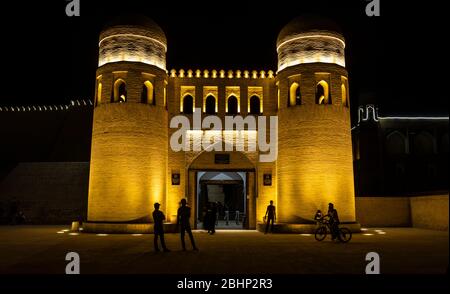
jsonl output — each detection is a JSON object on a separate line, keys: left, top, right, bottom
{"left": 276, "top": 63, "right": 356, "bottom": 223}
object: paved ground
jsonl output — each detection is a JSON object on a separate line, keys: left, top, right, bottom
{"left": 0, "top": 226, "right": 447, "bottom": 274}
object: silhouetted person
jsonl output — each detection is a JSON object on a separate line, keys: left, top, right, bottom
{"left": 177, "top": 199, "right": 198, "bottom": 251}
{"left": 152, "top": 203, "right": 170, "bottom": 252}
{"left": 327, "top": 203, "right": 340, "bottom": 241}
{"left": 314, "top": 210, "right": 323, "bottom": 222}
{"left": 264, "top": 200, "right": 276, "bottom": 234}
{"left": 208, "top": 202, "right": 217, "bottom": 235}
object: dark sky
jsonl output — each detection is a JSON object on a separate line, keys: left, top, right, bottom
{"left": 0, "top": 0, "right": 447, "bottom": 117}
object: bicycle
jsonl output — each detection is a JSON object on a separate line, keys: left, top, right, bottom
{"left": 314, "top": 216, "right": 352, "bottom": 243}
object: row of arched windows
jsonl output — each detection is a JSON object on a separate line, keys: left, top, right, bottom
{"left": 385, "top": 131, "right": 449, "bottom": 156}
{"left": 181, "top": 95, "right": 261, "bottom": 115}
{"left": 96, "top": 79, "right": 156, "bottom": 105}
{"left": 288, "top": 80, "right": 349, "bottom": 107}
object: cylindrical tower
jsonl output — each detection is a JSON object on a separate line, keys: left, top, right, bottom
{"left": 87, "top": 16, "right": 168, "bottom": 224}
{"left": 276, "top": 15, "right": 356, "bottom": 223}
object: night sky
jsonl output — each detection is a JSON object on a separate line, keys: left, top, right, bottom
{"left": 0, "top": 0, "right": 447, "bottom": 118}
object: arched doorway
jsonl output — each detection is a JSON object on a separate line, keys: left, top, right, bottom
{"left": 187, "top": 151, "right": 256, "bottom": 230}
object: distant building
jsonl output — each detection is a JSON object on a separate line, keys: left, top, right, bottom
{"left": 352, "top": 103, "right": 448, "bottom": 196}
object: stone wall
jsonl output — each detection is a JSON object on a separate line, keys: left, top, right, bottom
{"left": 356, "top": 194, "right": 449, "bottom": 230}
{"left": 410, "top": 195, "right": 449, "bottom": 230}
{"left": 0, "top": 162, "right": 89, "bottom": 224}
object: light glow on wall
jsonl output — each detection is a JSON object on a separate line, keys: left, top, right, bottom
{"left": 98, "top": 33, "right": 166, "bottom": 70}
{"left": 316, "top": 80, "right": 330, "bottom": 104}
{"left": 277, "top": 33, "right": 345, "bottom": 72}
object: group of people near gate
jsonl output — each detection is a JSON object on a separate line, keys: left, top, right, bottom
{"left": 151, "top": 198, "right": 341, "bottom": 252}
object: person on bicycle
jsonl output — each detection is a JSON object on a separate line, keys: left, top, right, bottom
{"left": 327, "top": 203, "right": 340, "bottom": 241}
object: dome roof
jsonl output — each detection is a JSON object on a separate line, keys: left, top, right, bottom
{"left": 100, "top": 14, "right": 167, "bottom": 45}
{"left": 277, "top": 14, "right": 343, "bottom": 47}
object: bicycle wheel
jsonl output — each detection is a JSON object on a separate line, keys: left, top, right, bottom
{"left": 314, "top": 226, "right": 327, "bottom": 241}
{"left": 338, "top": 227, "right": 352, "bottom": 243}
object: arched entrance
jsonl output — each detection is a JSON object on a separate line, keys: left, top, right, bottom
{"left": 187, "top": 151, "right": 256, "bottom": 230}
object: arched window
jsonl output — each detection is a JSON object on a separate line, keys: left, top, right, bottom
{"left": 96, "top": 82, "right": 102, "bottom": 105}
{"left": 289, "top": 82, "right": 301, "bottom": 106}
{"left": 249, "top": 95, "right": 261, "bottom": 114}
{"left": 341, "top": 83, "right": 348, "bottom": 107}
{"left": 141, "top": 81, "right": 155, "bottom": 105}
{"left": 182, "top": 95, "right": 194, "bottom": 114}
{"left": 227, "top": 96, "right": 238, "bottom": 115}
{"left": 205, "top": 95, "right": 216, "bottom": 114}
{"left": 112, "top": 79, "right": 127, "bottom": 103}
{"left": 316, "top": 80, "right": 331, "bottom": 105}
{"left": 386, "top": 131, "right": 407, "bottom": 156}
{"left": 413, "top": 132, "right": 435, "bottom": 155}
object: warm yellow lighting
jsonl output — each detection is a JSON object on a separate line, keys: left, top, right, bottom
{"left": 260, "top": 71, "right": 266, "bottom": 78}
{"left": 363, "top": 233, "right": 374, "bottom": 236}
{"left": 97, "top": 82, "right": 102, "bottom": 104}
{"left": 212, "top": 70, "right": 218, "bottom": 78}
{"left": 277, "top": 34, "right": 345, "bottom": 52}
{"left": 289, "top": 82, "right": 299, "bottom": 106}
{"left": 226, "top": 87, "right": 240, "bottom": 113}
{"left": 244, "top": 71, "right": 249, "bottom": 78}
{"left": 203, "top": 70, "right": 209, "bottom": 78}
{"left": 317, "top": 80, "right": 330, "bottom": 104}
{"left": 57, "top": 231, "right": 64, "bottom": 234}
{"left": 300, "top": 234, "right": 312, "bottom": 236}
{"left": 236, "top": 70, "right": 242, "bottom": 78}
{"left": 181, "top": 93, "right": 195, "bottom": 113}
{"left": 164, "top": 85, "right": 167, "bottom": 108}
{"left": 252, "top": 70, "right": 258, "bottom": 79}
{"left": 96, "top": 234, "right": 108, "bottom": 236}
{"left": 179, "top": 69, "right": 185, "bottom": 78}
{"left": 113, "top": 78, "right": 126, "bottom": 103}
{"left": 361, "top": 228, "right": 368, "bottom": 231}
{"left": 203, "top": 87, "right": 218, "bottom": 112}
{"left": 98, "top": 33, "right": 167, "bottom": 70}
{"left": 196, "top": 69, "right": 201, "bottom": 78}
{"left": 228, "top": 70, "right": 233, "bottom": 78}
{"left": 99, "top": 33, "right": 167, "bottom": 51}
{"left": 248, "top": 87, "right": 263, "bottom": 113}
{"left": 170, "top": 69, "right": 177, "bottom": 77}
{"left": 62, "top": 229, "right": 70, "bottom": 232}
{"left": 187, "top": 69, "right": 193, "bottom": 78}
{"left": 220, "top": 70, "right": 225, "bottom": 78}
{"left": 143, "top": 81, "right": 154, "bottom": 104}
{"left": 277, "top": 33, "right": 345, "bottom": 71}
{"left": 132, "top": 234, "right": 143, "bottom": 236}
{"left": 69, "top": 233, "right": 79, "bottom": 236}
{"left": 341, "top": 76, "right": 349, "bottom": 107}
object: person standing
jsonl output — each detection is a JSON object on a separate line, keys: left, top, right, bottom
{"left": 177, "top": 199, "right": 198, "bottom": 251}
{"left": 152, "top": 203, "right": 170, "bottom": 252}
{"left": 327, "top": 203, "right": 340, "bottom": 241}
{"left": 264, "top": 200, "right": 276, "bottom": 234}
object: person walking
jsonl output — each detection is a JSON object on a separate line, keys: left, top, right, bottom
{"left": 177, "top": 198, "right": 198, "bottom": 251}
{"left": 264, "top": 200, "right": 276, "bottom": 234}
{"left": 152, "top": 202, "right": 170, "bottom": 252}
